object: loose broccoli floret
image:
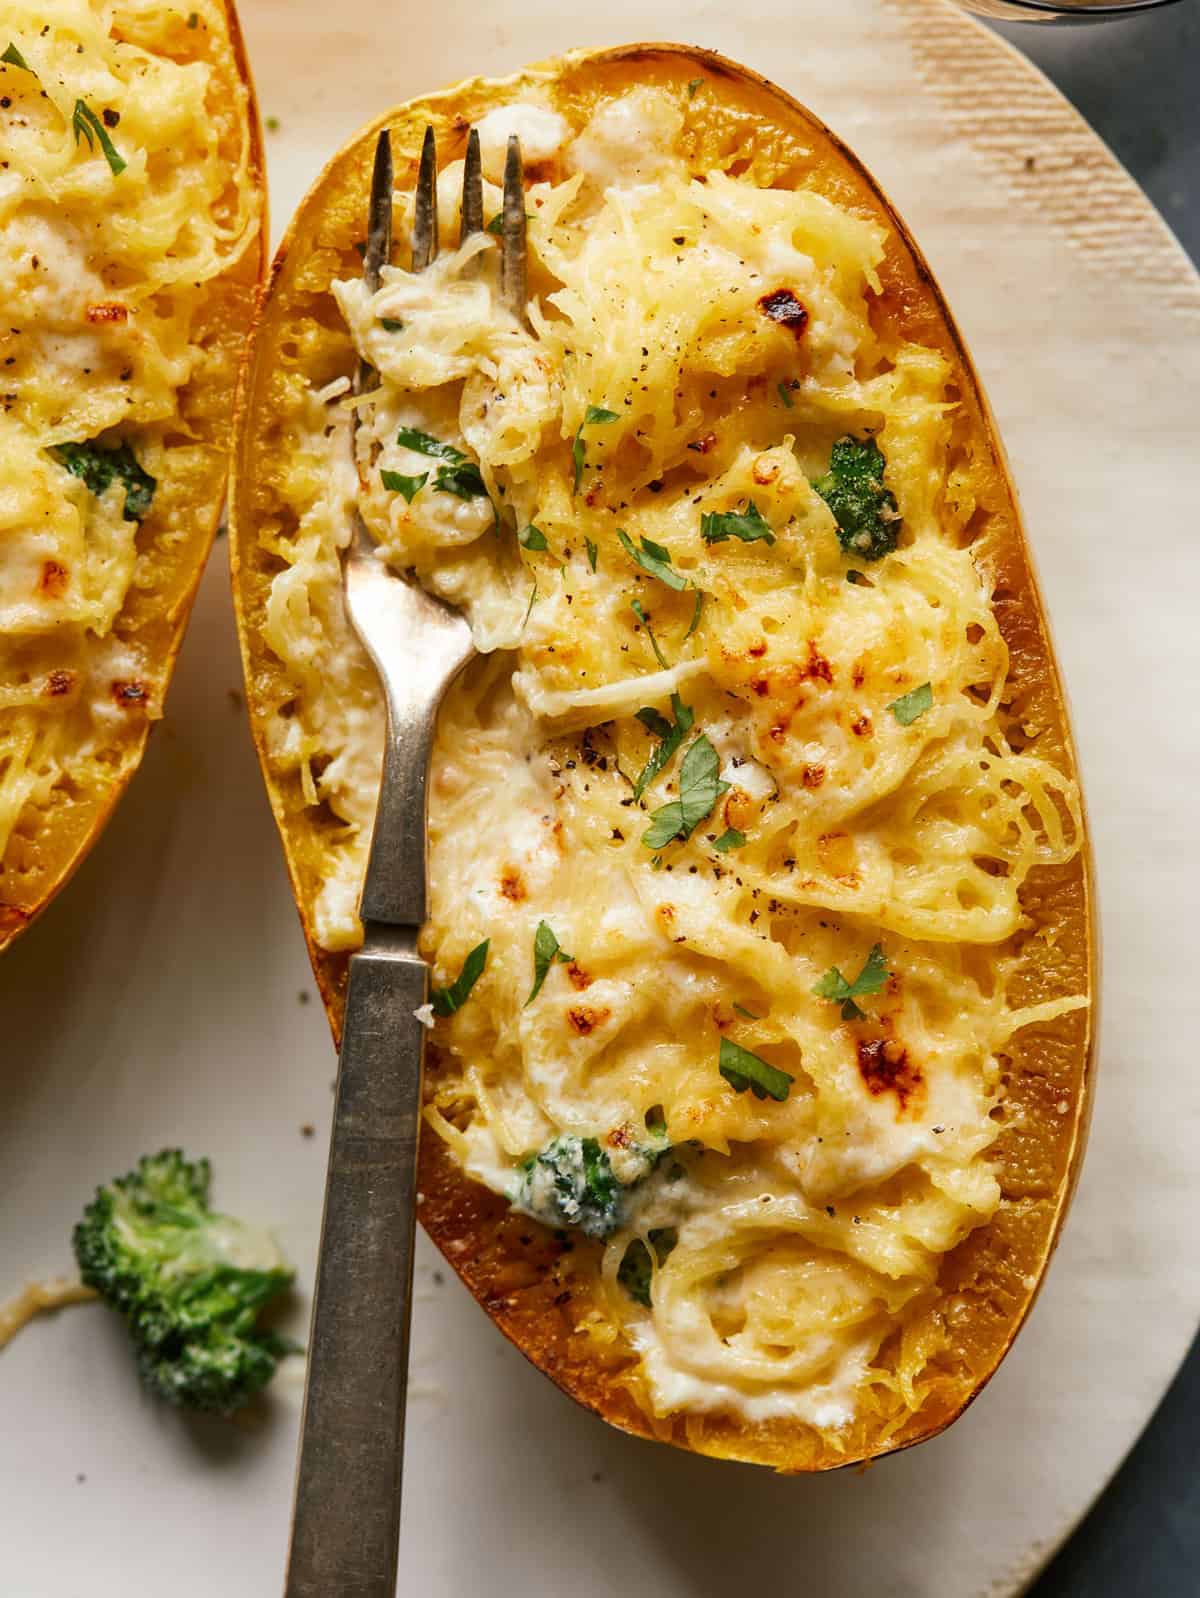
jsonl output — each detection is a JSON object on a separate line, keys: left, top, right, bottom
{"left": 814, "top": 435, "right": 899, "bottom": 561}
{"left": 73, "top": 1151, "right": 293, "bottom": 1415}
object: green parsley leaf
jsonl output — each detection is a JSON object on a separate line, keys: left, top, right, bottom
{"left": 186, "top": 11, "right": 199, "bottom": 27}
{"left": 631, "top": 598, "right": 670, "bottom": 670}
{"left": 846, "top": 569, "right": 873, "bottom": 587}
{"left": 585, "top": 537, "right": 598, "bottom": 573}
{"left": 264, "top": 115, "right": 280, "bottom": 133}
{"left": 685, "top": 588, "right": 704, "bottom": 639}
{"left": 712, "top": 828, "right": 745, "bottom": 853}
{"left": 526, "top": 920, "right": 572, "bottom": 1006}
{"left": 431, "top": 940, "right": 489, "bottom": 1017}
{"left": 380, "top": 469, "right": 427, "bottom": 503}
{"left": 700, "top": 501, "right": 776, "bottom": 546}
{"left": 814, "top": 943, "right": 890, "bottom": 1022}
{"left": 395, "top": 426, "right": 466, "bottom": 463}
{"left": 814, "top": 435, "right": 900, "bottom": 562}
{"left": 642, "top": 734, "right": 729, "bottom": 849}
{"left": 72, "top": 98, "right": 126, "bottom": 177}
{"left": 732, "top": 1003, "right": 759, "bottom": 1020}
{"left": 618, "top": 1228, "right": 678, "bottom": 1307}
{"left": 687, "top": 77, "right": 704, "bottom": 97}
{"left": 572, "top": 406, "right": 619, "bottom": 494}
{"left": 54, "top": 440, "right": 155, "bottom": 521}
{"left": 617, "top": 529, "right": 688, "bottom": 591}
{"left": 435, "top": 461, "right": 488, "bottom": 499}
{"left": 519, "top": 524, "right": 549, "bottom": 552}
{"left": 888, "top": 682, "right": 933, "bottom": 726}
{"left": 632, "top": 692, "right": 694, "bottom": 801}
{"left": 522, "top": 582, "right": 538, "bottom": 630}
{"left": 379, "top": 317, "right": 404, "bottom": 332}
{"left": 718, "top": 1038, "right": 793, "bottom": 1102}
{"left": 777, "top": 380, "right": 794, "bottom": 408}
{"left": 2, "top": 40, "right": 33, "bottom": 71}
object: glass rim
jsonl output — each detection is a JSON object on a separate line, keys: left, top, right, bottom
{"left": 982, "top": 0, "right": 1183, "bottom": 12}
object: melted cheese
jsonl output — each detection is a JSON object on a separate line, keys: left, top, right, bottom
{"left": 0, "top": 0, "right": 260, "bottom": 893}
{"left": 263, "top": 91, "right": 1084, "bottom": 1432}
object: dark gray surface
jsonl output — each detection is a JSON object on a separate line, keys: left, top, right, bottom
{"left": 983, "top": 6, "right": 1200, "bottom": 1594}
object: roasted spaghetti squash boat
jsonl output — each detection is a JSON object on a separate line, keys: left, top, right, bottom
{"left": 0, "top": 0, "right": 264, "bottom": 948}
{"left": 231, "top": 45, "right": 1095, "bottom": 1471}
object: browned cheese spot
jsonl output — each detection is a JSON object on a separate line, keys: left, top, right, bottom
{"left": 856, "top": 1037, "right": 923, "bottom": 1111}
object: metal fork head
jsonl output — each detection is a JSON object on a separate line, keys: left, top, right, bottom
{"left": 411, "top": 122, "right": 527, "bottom": 316}
{"left": 343, "top": 119, "right": 532, "bottom": 708}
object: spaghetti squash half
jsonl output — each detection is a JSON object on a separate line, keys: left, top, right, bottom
{"left": 232, "top": 45, "right": 1094, "bottom": 1470}
{"left": 0, "top": 0, "right": 264, "bottom": 948}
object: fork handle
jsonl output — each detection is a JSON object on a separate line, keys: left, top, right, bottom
{"left": 285, "top": 930, "right": 428, "bottom": 1598}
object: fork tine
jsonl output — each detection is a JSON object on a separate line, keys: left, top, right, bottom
{"left": 460, "top": 126, "right": 483, "bottom": 243}
{"left": 353, "top": 129, "right": 394, "bottom": 400}
{"left": 362, "top": 129, "right": 393, "bottom": 295}
{"left": 499, "top": 134, "right": 527, "bottom": 316}
{"left": 412, "top": 124, "right": 438, "bottom": 272}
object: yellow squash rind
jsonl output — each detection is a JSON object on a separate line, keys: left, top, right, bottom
{"left": 230, "top": 44, "right": 1095, "bottom": 1471}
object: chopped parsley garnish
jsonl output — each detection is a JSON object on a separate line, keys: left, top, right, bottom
{"left": 585, "top": 537, "right": 598, "bottom": 573}
{"left": 685, "top": 589, "right": 704, "bottom": 638}
{"left": 814, "top": 943, "right": 890, "bottom": 1022}
{"left": 380, "top": 469, "right": 427, "bottom": 503}
{"left": 642, "top": 735, "right": 729, "bottom": 849}
{"left": 264, "top": 115, "right": 280, "bottom": 133}
{"left": 186, "top": 11, "right": 199, "bottom": 27}
{"left": 2, "top": 40, "right": 33, "bottom": 71}
{"left": 526, "top": 920, "right": 572, "bottom": 1006}
{"left": 72, "top": 98, "right": 126, "bottom": 177}
{"left": 888, "top": 682, "right": 933, "bottom": 726}
{"left": 519, "top": 524, "right": 549, "bottom": 552}
{"left": 54, "top": 440, "right": 155, "bottom": 521}
{"left": 617, "top": 530, "right": 687, "bottom": 591}
{"left": 777, "top": 380, "right": 794, "bottom": 408}
{"left": 379, "top": 317, "right": 404, "bottom": 332}
{"left": 687, "top": 77, "right": 704, "bottom": 97}
{"left": 631, "top": 598, "right": 670, "bottom": 669}
{"left": 572, "top": 405, "right": 619, "bottom": 494}
{"left": 395, "top": 426, "right": 466, "bottom": 463}
{"left": 700, "top": 501, "right": 776, "bottom": 546}
{"left": 712, "top": 828, "right": 745, "bottom": 853}
{"left": 846, "top": 569, "right": 873, "bottom": 587}
{"left": 732, "top": 1003, "right": 759, "bottom": 1020}
{"left": 391, "top": 423, "right": 489, "bottom": 499}
{"left": 434, "top": 461, "right": 487, "bottom": 500}
{"left": 632, "top": 692, "right": 694, "bottom": 801}
{"left": 430, "top": 939, "right": 489, "bottom": 1018}
{"left": 618, "top": 1228, "right": 678, "bottom": 1307}
{"left": 718, "top": 1038, "right": 793, "bottom": 1102}
{"left": 522, "top": 582, "right": 538, "bottom": 630}
{"left": 814, "top": 435, "right": 900, "bottom": 562}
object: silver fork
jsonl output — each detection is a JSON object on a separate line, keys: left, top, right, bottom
{"left": 285, "top": 123, "right": 527, "bottom": 1598}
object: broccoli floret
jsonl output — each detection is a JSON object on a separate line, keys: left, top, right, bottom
{"left": 814, "top": 435, "right": 899, "bottom": 561}
{"left": 53, "top": 438, "right": 156, "bottom": 521}
{"left": 513, "top": 1136, "right": 624, "bottom": 1238}
{"left": 73, "top": 1151, "right": 294, "bottom": 1415}
{"left": 617, "top": 1228, "right": 679, "bottom": 1308}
